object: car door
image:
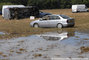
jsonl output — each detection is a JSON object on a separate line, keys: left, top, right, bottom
{"left": 48, "top": 16, "right": 61, "bottom": 27}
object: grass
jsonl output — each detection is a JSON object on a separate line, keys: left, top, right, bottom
{"left": 0, "top": 16, "right": 59, "bottom": 39}
{"left": 0, "top": 9, "right": 89, "bottom": 39}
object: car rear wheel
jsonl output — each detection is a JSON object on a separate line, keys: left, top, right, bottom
{"left": 33, "top": 23, "right": 39, "bottom": 28}
{"left": 57, "top": 24, "right": 63, "bottom": 28}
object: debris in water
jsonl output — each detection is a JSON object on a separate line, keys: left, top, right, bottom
{"left": 33, "top": 53, "right": 42, "bottom": 57}
{"left": 2, "top": 54, "right": 7, "bottom": 57}
{"left": 80, "top": 46, "right": 89, "bottom": 53}
{"left": 83, "top": 38, "right": 89, "bottom": 40}
{"left": 0, "top": 52, "right": 3, "bottom": 55}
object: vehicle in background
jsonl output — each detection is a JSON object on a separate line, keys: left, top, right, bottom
{"left": 2, "top": 5, "right": 25, "bottom": 19}
{"left": 39, "top": 11, "right": 51, "bottom": 18}
{"left": 0, "top": 11, "right": 2, "bottom": 15}
{"left": 72, "top": 4, "right": 89, "bottom": 13}
{"left": 30, "top": 14, "right": 75, "bottom": 28}
{"left": 2, "top": 5, "right": 39, "bottom": 20}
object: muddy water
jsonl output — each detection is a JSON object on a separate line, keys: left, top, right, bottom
{"left": 0, "top": 29, "right": 89, "bottom": 60}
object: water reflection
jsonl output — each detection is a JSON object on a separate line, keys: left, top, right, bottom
{"left": 36, "top": 29, "right": 89, "bottom": 54}
{"left": 0, "top": 32, "right": 5, "bottom": 35}
{"left": 38, "top": 29, "right": 75, "bottom": 41}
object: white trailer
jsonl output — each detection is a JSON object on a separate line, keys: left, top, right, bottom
{"left": 72, "top": 4, "right": 89, "bottom": 13}
{"left": 2, "top": 5, "right": 25, "bottom": 19}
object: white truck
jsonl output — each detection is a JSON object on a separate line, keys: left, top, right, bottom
{"left": 72, "top": 4, "right": 89, "bottom": 13}
{"left": 2, "top": 5, "right": 25, "bottom": 19}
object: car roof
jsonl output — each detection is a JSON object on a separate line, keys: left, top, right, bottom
{"left": 46, "top": 14, "right": 64, "bottom": 16}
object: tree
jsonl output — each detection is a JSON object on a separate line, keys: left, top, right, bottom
{"left": 0, "top": 0, "right": 89, "bottom": 9}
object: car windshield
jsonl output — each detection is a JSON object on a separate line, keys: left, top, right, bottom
{"left": 40, "top": 11, "right": 43, "bottom": 13}
{"left": 60, "top": 15, "right": 70, "bottom": 19}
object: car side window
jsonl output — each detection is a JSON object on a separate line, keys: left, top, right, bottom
{"left": 49, "top": 16, "right": 60, "bottom": 20}
{"left": 42, "top": 16, "right": 49, "bottom": 20}
{"left": 55, "top": 16, "right": 60, "bottom": 19}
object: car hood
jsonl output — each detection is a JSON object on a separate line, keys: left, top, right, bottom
{"left": 67, "top": 18, "right": 74, "bottom": 20}
{"left": 31, "top": 20, "right": 40, "bottom": 23}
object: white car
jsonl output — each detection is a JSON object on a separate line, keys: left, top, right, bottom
{"left": 30, "top": 15, "right": 75, "bottom": 28}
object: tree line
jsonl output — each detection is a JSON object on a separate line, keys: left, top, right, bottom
{"left": 0, "top": 0, "right": 89, "bottom": 10}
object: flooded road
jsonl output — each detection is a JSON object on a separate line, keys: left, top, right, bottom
{"left": 0, "top": 29, "right": 89, "bottom": 60}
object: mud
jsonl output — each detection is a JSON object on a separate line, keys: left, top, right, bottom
{"left": 0, "top": 29, "right": 89, "bottom": 60}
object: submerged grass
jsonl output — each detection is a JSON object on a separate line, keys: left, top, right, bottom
{"left": 0, "top": 9, "right": 89, "bottom": 39}
{"left": 80, "top": 46, "right": 89, "bottom": 53}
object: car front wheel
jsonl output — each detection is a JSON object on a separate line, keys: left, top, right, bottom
{"left": 57, "top": 24, "right": 63, "bottom": 28}
{"left": 33, "top": 23, "right": 39, "bottom": 28}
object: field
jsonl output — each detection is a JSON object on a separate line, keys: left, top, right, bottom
{"left": 0, "top": 9, "right": 89, "bottom": 38}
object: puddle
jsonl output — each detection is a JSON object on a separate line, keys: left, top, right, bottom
{"left": 0, "top": 32, "right": 5, "bottom": 35}
{"left": 0, "top": 30, "right": 89, "bottom": 60}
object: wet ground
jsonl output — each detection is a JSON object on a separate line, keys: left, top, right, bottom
{"left": 0, "top": 29, "right": 89, "bottom": 60}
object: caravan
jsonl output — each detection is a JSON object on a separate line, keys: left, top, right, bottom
{"left": 2, "top": 5, "right": 25, "bottom": 19}
{"left": 72, "top": 4, "right": 89, "bottom": 13}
